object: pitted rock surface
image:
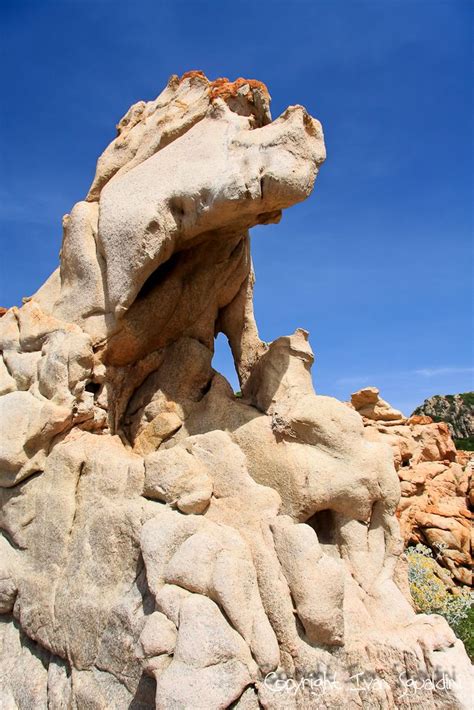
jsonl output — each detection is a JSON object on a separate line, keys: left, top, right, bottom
{"left": 0, "top": 73, "right": 472, "bottom": 709}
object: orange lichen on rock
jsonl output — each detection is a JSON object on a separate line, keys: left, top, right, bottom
{"left": 179, "top": 70, "right": 208, "bottom": 83}
{"left": 209, "top": 76, "right": 270, "bottom": 101}
{"left": 178, "top": 71, "right": 270, "bottom": 102}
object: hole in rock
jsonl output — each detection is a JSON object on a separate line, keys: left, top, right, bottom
{"left": 135, "top": 251, "right": 181, "bottom": 301}
{"left": 306, "top": 509, "right": 338, "bottom": 550}
{"left": 212, "top": 332, "right": 240, "bottom": 393}
{"left": 84, "top": 381, "right": 101, "bottom": 394}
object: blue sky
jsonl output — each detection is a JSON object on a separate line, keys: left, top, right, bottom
{"left": 1, "top": 0, "right": 472, "bottom": 413}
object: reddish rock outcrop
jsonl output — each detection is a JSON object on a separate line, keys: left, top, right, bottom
{"left": 351, "top": 387, "right": 473, "bottom": 587}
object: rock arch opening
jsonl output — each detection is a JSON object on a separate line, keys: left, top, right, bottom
{"left": 212, "top": 332, "right": 240, "bottom": 393}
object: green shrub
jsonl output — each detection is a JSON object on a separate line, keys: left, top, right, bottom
{"left": 406, "top": 544, "right": 473, "bottom": 660}
{"left": 460, "top": 392, "right": 474, "bottom": 408}
{"left": 454, "top": 605, "right": 474, "bottom": 661}
{"left": 454, "top": 437, "right": 474, "bottom": 451}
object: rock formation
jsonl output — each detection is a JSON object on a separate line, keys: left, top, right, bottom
{"left": 413, "top": 393, "right": 474, "bottom": 449}
{"left": 350, "top": 387, "right": 473, "bottom": 587}
{"left": 0, "top": 72, "right": 472, "bottom": 709}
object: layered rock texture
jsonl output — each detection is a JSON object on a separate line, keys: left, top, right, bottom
{"left": 350, "top": 388, "right": 473, "bottom": 587}
{"left": 413, "top": 393, "right": 474, "bottom": 449}
{"left": 0, "top": 73, "right": 472, "bottom": 708}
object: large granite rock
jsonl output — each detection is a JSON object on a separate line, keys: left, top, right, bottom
{"left": 0, "top": 72, "right": 472, "bottom": 709}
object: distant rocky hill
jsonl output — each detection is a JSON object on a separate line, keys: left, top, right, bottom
{"left": 412, "top": 393, "right": 474, "bottom": 450}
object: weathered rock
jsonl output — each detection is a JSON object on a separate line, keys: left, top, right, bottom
{"left": 0, "top": 390, "right": 72, "bottom": 486}
{"left": 155, "top": 593, "right": 257, "bottom": 709}
{"left": 143, "top": 446, "right": 213, "bottom": 513}
{"left": 0, "top": 72, "right": 472, "bottom": 709}
{"left": 0, "top": 535, "right": 18, "bottom": 614}
{"left": 351, "top": 387, "right": 473, "bottom": 587}
{"left": 0, "top": 355, "right": 16, "bottom": 396}
{"left": 351, "top": 386, "right": 405, "bottom": 422}
{"left": 271, "top": 515, "right": 344, "bottom": 646}
{"left": 139, "top": 611, "right": 177, "bottom": 658}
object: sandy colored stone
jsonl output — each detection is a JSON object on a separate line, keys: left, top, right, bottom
{"left": 139, "top": 610, "right": 177, "bottom": 657}
{"left": 144, "top": 446, "right": 213, "bottom": 513}
{"left": 155, "top": 594, "right": 256, "bottom": 709}
{"left": 0, "top": 391, "right": 71, "bottom": 486}
{"left": 351, "top": 386, "right": 405, "bottom": 422}
{"left": 2, "top": 350, "right": 40, "bottom": 391}
{"left": 0, "top": 356, "right": 16, "bottom": 396}
{"left": 271, "top": 515, "right": 344, "bottom": 646}
{"left": 0, "top": 72, "right": 472, "bottom": 710}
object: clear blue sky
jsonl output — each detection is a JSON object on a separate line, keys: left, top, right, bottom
{"left": 1, "top": 0, "right": 472, "bottom": 414}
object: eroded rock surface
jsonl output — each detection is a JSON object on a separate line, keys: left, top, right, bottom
{"left": 351, "top": 387, "right": 473, "bottom": 587}
{"left": 1, "top": 73, "right": 472, "bottom": 709}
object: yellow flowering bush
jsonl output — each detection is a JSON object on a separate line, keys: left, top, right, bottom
{"left": 406, "top": 544, "right": 473, "bottom": 659}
